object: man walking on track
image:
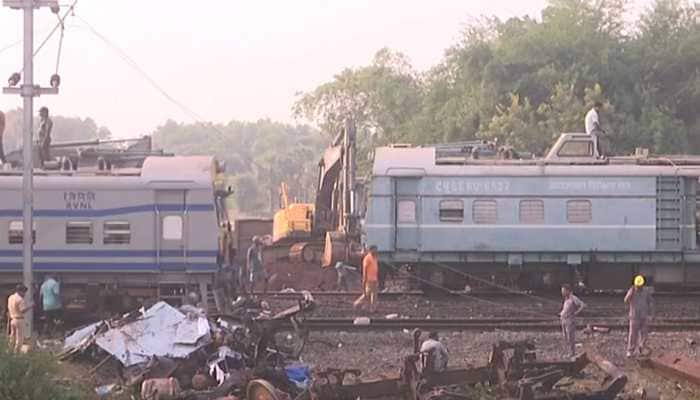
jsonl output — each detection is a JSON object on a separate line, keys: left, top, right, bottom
{"left": 560, "top": 283, "right": 586, "bottom": 359}
{"left": 353, "top": 245, "right": 379, "bottom": 313}
{"left": 625, "top": 275, "right": 654, "bottom": 357}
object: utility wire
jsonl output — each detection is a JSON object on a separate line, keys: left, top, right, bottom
{"left": 0, "top": 38, "right": 22, "bottom": 56}
{"left": 383, "top": 261, "right": 558, "bottom": 319}
{"left": 73, "top": 15, "right": 277, "bottom": 176}
{"left": 431, "top": 261, "right": 626, "bottom": 313}
{"left": 74, "top": 14, "right": 206, "bottom": 123}
{"left": 33, "top": 0, "right": 77, "bottom": 59}
{"left": 432, "top": 261, "right": 563, "bottom": 306}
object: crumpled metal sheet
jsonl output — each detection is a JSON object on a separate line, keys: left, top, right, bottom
{"left": 63, "top": 321, "right": 103, "bottom": 351}
{"left": 90, "top": 301, "right": 210, "bottom": 366}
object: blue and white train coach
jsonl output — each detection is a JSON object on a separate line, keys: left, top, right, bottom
{"left": 365, "top": 134, "right": 700, "bottom": 290}
{"left": 0, "top": 156, "right": 229, "bottom": 313}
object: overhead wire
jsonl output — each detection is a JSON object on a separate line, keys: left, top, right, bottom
{"left": 382, "top": 260, "right": 559, "bottom": 319}
{"left": 0, "top": 38, "right": 22, "bottom": 56}
{"left": 430, "top": 261, "right": 627, "bottom": 313}
{"left": 33, "top": 0, "right": 77, "bottom": 59}
{"left": 73, "top": 14, "right": 206, "bottom": 124}
{"left": 432, "top": 261, "right": 562, "bottom": 306}
{"left": 52, "top": 2, "right": 74, "bottom": 75}
{"left": 72, "top": 14, "right": 275, "bottom": 175}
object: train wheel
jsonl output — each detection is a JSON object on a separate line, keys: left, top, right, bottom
{"left": 247, "top": 380, "right": 282, "bottom": 400}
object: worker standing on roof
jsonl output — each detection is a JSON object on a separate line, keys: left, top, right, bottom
{"left": 584, "top": 102, "right": 604, "bottom": 157}
{"left": 38, "top": 107, "right": 53, "bottom": 165}
{"left": 353, "top": 245, "right": 379, "bottom": 313}
{"left": 624, "top": 275, "right": 654, "bottom": 357}
{"left": 560, "top": 283, "right": 586, "bottom": 359}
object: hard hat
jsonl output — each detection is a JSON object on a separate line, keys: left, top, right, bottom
{"left": 634, "top": 275, "right": 645, "bottom": 287}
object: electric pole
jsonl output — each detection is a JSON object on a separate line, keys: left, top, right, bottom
{"left": 3, "top": 0, "right": 59, "bottom": 336}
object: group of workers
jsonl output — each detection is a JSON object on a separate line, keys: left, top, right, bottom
{"left": 560, "top": 274, "right": 655, "bottom": 359}
{"left": 5, "top": 274, "right": 63, "bottom": 352}
{"left": 0, "top": 106, "right": 53, "bottom": 166}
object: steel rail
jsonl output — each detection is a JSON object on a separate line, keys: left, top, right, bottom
{"left": 289, "top": 318, "right": 700, "bottom": 332}
{"left": 254, "top": 290, "right": 700, "bottom": 298}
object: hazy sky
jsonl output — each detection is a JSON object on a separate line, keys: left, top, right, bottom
{"left": 0, "top": 1, "right": 653, "bottom": 138}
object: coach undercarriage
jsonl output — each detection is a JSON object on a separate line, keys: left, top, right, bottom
{"left": 390, "top": 254, "right": 700, "bottom": 292}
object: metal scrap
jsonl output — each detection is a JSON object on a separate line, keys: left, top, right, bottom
{"left": 642, "top": 353, "right": 700, "bottom": 386}
{"left": 62, "top": 301, "right": 211, "bottom": 367}
{"left": 306, "top": 334, "right": 627, "bottom": 400}
{"left": 67, "top": 295, "right": 317, "bottom": 400}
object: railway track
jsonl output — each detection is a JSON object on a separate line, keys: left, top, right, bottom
{"left": 256, "top": 290, "right": 700, "bottom": 298}
{"left": 291, "top": 317, "right": 700, "bottom": 332}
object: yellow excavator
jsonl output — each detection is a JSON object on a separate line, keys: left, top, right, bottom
{"left": 273, "top": 182, "right": 314, "bottom": 242}
{"left": 269, "top": 121, "right": 363, "bottom": 268}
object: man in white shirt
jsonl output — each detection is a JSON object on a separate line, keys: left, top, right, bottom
{"left": 420, "top": 331, "right": 448, "bottom": 373}
{"left": 584, "top": 102, "right": 604, "bottom": 157}
{"left": 560, "top": 284, "right": 586, "bottom": 358}
{"left": 7, "top": 284, "right": 33, "bottom": 352}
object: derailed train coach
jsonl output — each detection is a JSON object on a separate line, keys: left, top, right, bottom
{"left": 365, "top": 133, "right": 700, "bottom": 290}
{"left": 0, "top": 155, "right": 230, "bottom": 313}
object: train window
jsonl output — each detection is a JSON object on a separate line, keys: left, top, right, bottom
{"left": 66, "top": 221, "right": 93, "bottom": 244}
{"left": 397, "top": 200, "right": 416, "bottom": 223}
{"left": 8, "top": 221, "right": 35, "bottom": 244}
{"left": 557, "top": 141, "right": 593, "bottom": 157}
{"left": 162, "top": 215, "right": 183, "bottom": 240}
{"left": 439, "top": 200, "right": 464, "bottom": 222}
{"left": 519, "top": 199, "right": 544, "bottom": 224}
{"left": 567, "top": 200, "right": 592, "bottom": 223}
{"left": 473, "top": 199, "right": 498, "bottom": 224}
{"left": 104, "top": 221, "right": 131, "bottom": 245}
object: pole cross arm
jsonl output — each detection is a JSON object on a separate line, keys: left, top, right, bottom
{"left": 3, "top": 85, "right": 59, "bottom": 96}
{"left": 3, "top": 0, "right": 58, "bottom": 9}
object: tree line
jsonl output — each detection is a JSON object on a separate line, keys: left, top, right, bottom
{"left": 2, "top": 108, "right": 111, "bottom": 151}
{"left": 295, "top": 0, "right": 700, "bottom": 157}
{"left": 152, "top": 119, "right": 325, "bottom": 217}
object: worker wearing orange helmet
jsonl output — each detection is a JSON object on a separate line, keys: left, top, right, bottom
{"left": 624, "top": 274, "right": 654, "bottom": 357}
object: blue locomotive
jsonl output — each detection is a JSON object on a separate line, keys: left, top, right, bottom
{"left": 365, "top": 134, "right": 700, "bottom": 290}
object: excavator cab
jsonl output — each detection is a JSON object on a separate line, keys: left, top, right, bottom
{"left": 272, "top": 182, "right": 314, "bottom": 243}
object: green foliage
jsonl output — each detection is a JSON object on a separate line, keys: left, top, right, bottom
{"left": 152, "top": 119, "right": 325, "bottom": 217}
{"left": 295, "top": 0, "right": 700, "bottom": 157}
{"left": 0, "top": 342, "right": 88, "bottom": 400}
{"left": 294, "top": 48, "right": 423, "bottom": 147}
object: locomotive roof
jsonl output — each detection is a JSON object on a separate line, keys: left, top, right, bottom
{"left": 0, "top": 156, "right": 216, "bottom": 189}
{"left": 373, "top": 146, "right": 700, "bottom": 177}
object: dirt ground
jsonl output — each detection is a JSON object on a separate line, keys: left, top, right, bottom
{"left": 19, "top": 292, "right": 700, "bottom": 400}
{"left": 23, "top": 325, "right": 700, "bottom": 399}
{"left": 299, "top": 329, "right": 700, "bottom": 399}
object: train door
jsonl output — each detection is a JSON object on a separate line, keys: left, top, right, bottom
{"left": 394, "top": 178, "right": 420, "bottom": 251}
{"left": 156, "top": 190, "right": 187, "bottom": 270}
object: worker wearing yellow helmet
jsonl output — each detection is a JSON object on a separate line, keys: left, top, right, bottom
{"left": 624, "top": 274, "right": 654, "bottom": 358}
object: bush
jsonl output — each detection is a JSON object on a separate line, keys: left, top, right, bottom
{"left": 0, "top": 340, "right": 89, "bottom": 400}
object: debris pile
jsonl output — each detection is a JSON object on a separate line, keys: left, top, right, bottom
{"left": 61, "top": 295, "right": 316, "bottom": 400}
{"left": 307, "top": 332, "right": 628, "bottom": 400}
{"left": 61, "top": 297, "right": 630, "bottom": 400}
